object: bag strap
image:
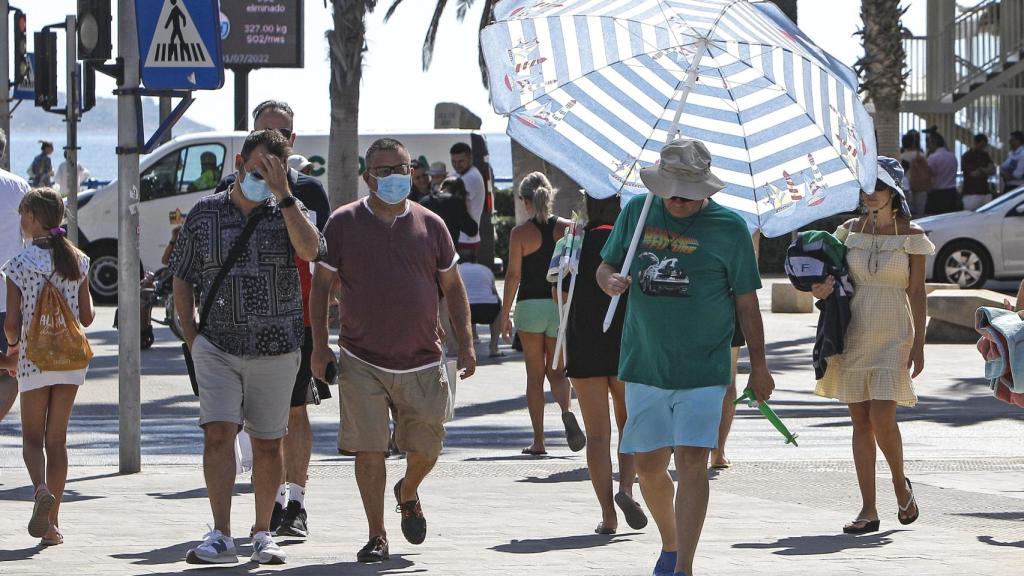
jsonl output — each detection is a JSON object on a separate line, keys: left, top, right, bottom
{"left": 197, "top": 207, "right": 267, "bottom": 334}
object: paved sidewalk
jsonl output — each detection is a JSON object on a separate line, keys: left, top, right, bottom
{"left": 1, "top": 459, "right": 1023, "bottom": 575}
{"left": 1, "top": 280, "right": 1022, "bottom": 574}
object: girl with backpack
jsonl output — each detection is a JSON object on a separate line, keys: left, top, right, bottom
{"left": 3, "top": 187, "right": 94, "bottom": 546}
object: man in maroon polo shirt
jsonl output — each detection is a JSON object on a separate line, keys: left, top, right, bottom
{"left": 310, "top": 138, "right": 476, "bottom": 563}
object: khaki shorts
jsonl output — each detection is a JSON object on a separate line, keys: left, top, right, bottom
{"left": 192, "top": 335, "right": 300, "bottom": 440}
{"left": 339, "top": 352, "right": 449, "bottom": 458}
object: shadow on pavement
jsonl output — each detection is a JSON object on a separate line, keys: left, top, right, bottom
{"left": 516, "top": 467, "right": 589, "bottom": 483}
{"left": 977, "top": 535, "right": 1024, "bottom": 548}
{"left": 0, "top": 546, "right": 44, "bottom": 563}
{"left": 110, "top": 541, "right": 194, "bottom": 565}
{"left": 491, "top": 532, "right": 640, "bottom": 554}
{"left": 732, "top": 530, "right": 902, "bottom": 555}
{"left": 954, "top": 511, "right": 1024, "bottom": 521}
{"left": 138, "top": 555, "right": 418, "bottom": 575}
{"left": 462, "top": 454, "right": 575, "bottom": 462}
{"left": 147, "top": 483, "right": 252, "bottom": 500}
{"left": 0, "top": 486, "right": 102, "bottom": 504}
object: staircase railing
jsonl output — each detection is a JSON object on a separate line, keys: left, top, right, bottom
{"left": 902, "top": 0, "right": 1024, "bottom": 102}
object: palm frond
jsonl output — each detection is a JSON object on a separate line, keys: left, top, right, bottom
{"left": 383, "top": 0, "right": 406, "bottom": 22}
{"left": 422, "top": 0, "right": 449, "bottom": 71}
{"left": 456, "top": 0, "right": 476, "bottom": 21}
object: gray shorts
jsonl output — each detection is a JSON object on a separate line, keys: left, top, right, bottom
{"left": 191, "top": 335, "right": 300, "bottom": 440}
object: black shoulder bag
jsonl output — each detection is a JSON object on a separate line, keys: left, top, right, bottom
{"left": 183, "top": 208, "right": 267, "bottom": 396}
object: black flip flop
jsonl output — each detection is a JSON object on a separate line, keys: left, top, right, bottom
{"left": 562, "top": 412, "right": 587, "bottom": 452}
{"left": 614, "top": 491, "right": 649, "bottom": 530}
{"left": 843, "top": 518, "right": 880, "bottom": 534}
{"left": 898, "top": 478, "right": 919, "bottom": 526}
{"left": 521, "top": 447, "right": 548, "bottom": 456}
{"left": 594, "top": 522, "right": 616, "bottom": 535}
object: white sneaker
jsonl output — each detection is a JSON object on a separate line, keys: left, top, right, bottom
{"left": 185, "top": 529, "right": 238, "bottom": 564}
{"left": 251, "top": 530, "right": 287, "bottom": 565}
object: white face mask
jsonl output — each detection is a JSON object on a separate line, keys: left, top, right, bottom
{"left": 238, "top": 170, "right": 273, "bottom": 203}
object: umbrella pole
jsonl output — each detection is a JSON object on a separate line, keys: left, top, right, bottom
{"left": 552, "top": 221, "right": 582, "bottom": 370}
{"left": 602, "top": 38, "right": 710, "bottom": 332}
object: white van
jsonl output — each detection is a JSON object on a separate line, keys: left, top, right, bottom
{"left": 76, "top": 129, "right": 492, "bottom": 301}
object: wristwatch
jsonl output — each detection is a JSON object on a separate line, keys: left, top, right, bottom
{"left": 278, "top": 195, "right": 297, "bottom": 209}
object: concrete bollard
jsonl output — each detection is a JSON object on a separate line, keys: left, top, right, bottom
{"left": 771, "top": 282, "right": 814, "bottom": 313}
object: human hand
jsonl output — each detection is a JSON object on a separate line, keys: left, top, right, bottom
{"left": 501, "top": 315, "right": 514, "bottom": 344}
{"left": 810, "top": 276, "right": 835, "bottom": 299}
{"left": 601, "top": 273, "right": 632, "bottom": 297}
{"left": 312, "top": 343, "right": 338, "bottom": 382}
{"left": 457, "top": 345, "right": 477, "bottom": 379}
{"left": 908, "top": 340, "right": 925, "bottom": 378}
{"left": 749, "top": 365, "right": 775, "bottom": 403}
{"left": 257, "top": 153, "right": 291, "bottom": 201}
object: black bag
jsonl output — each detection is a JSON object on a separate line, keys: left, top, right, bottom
{"left": 183, "top": 208, "right": 267, "bottom": 396}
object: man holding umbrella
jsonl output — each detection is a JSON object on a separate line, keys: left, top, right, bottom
{"left": 597, "top": 138, "right": 775, "bottom": 576}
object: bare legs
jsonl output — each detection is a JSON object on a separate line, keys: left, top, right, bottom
{"left": 0, "top": 373, "right": 17, "bottom": 422}
{"left": 202, "top": 422, "right": 240, "bottom": 536}
{"left": 20, "top": 384, "right": 79, "bottom": 537}
{"left": 572, "top": 376, "right": 636, "bottom": 530}
{"left": 355, "top": 450, "right": 437, "bottom": 539}
{"left": 710, "top": 347, "right": 740, "bottom": 468}
{"left": 635, "top": 446, "right": 712, "bottom": 576}
{"left": 283, "top": 404, "right": 313, "bottom": 493}
{"left": 518, "top": 331, "right": 572, "bottom": 453}
{"left": 846, "top": 400, "right": 917, "bottom": 529}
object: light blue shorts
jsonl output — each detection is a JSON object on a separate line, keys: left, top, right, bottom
{"left": 620, "top": 383, "right": 728, "bottom": 453}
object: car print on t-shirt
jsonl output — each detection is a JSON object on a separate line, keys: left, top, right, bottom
{"left": 637, "top": 252, "right": 690, "bottom": 297}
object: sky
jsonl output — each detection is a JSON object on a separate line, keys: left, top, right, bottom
{"left": 14, "top": 0, "right": 943, "bottom": 134}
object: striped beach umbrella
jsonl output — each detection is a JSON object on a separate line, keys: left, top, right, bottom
{"left": 481, "top": 0, "right": 877, "bottom": 238}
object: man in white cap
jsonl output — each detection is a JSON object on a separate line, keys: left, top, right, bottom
{"left": 288, "top": 154, "right": 314, "bottom": 176}
{"left": 428, "top": 161, "right": 448, "bottom": 192}
{"left": 597, "top": 138, "right": 775, "bottom": 576}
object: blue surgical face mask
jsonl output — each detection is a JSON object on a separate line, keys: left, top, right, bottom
{"left": 239, "top": 170, "right": 272, "bottom": 203}
{"left": 374, "top": 174, "right": 411, "bottom": 205}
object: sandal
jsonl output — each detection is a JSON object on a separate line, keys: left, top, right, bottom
{"left": 614, "top": 491, "right": 649, "bottom": 530}
{"left": 898, "top": 478, "right": 919, "bottom": 525}
{"left": 594, "top": 522, "right": 616, "bottom": 535}
{"left": 40, "top": 525, "right": 63, "bottom": 546}
{"left": 521, "top": 447, "right": 547, "bottom": 456}
{"left": 842, "top": 518, "right": 880, "bottom": 534}
{"left": 29, "top": 488, "right": 56, "bottom": 538}
{"left": 562, "top": 412, "right": 587, "bottom": 452}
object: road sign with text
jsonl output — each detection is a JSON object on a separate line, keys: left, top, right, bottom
{"left": 136, "top": 0, "right": 224, "bottom": 90}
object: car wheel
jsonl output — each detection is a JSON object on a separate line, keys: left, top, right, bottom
{"left": 935, "top": 240, "right": 991, "bottom": 289}
{"left": 87, "top": 242, "right": 119, "bottom": 304}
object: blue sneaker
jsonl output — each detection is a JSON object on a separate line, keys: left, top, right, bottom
{"left": 653, "top": 550, "right": 677, "bottom": 576}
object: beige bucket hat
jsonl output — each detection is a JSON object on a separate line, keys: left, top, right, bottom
{"left": 639, "top": 138, "right": 726, "bottom": 200}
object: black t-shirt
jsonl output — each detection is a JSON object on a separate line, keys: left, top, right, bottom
{"left": 216, "top": 169, "right": 331, "bottom": 231}
{"left": 420, "top": 191, "right": 479, "bottom": 246}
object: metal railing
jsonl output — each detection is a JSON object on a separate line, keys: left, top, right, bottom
{"left": 902, "top": 0, "right": 1024, "bottom": 101}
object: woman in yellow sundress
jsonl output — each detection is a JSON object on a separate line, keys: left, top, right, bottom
{"left": 812, "top": 157, "right": 933, "bottom": 535}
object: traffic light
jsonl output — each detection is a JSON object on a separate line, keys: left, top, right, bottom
{"left": 83, "top": 63, "right": 96, "bottom": 112}
{"left": 77, "top": 0, "right": 112, "bottom": 61}
{"left": 13, "top": 10, "right": 28, "bottom": 86}
{"left": 34, "top": 30, "right": 58, "bottom": 110}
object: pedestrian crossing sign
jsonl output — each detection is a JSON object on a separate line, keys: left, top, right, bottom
{"left": 136, "top": 0, "right": 224, "bottom": 90}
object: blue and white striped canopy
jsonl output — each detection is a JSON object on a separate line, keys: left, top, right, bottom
{"left": 482, "top": 0, "right": 878, "bottom": 237}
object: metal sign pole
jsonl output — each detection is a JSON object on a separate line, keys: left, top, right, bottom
{"left": 0, "top": 0, "right": 10, "bottom": 171}
{"left": 65, "top": 14, "right": 79, "bottom": 245}
{"left": 118, "top": 0, "right": 142, "bottom": 474}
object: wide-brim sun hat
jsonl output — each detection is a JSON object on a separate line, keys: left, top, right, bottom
{"left": 639, "top": 138, "right": 726, "bottom": 200}
{"left": 873, "top": 156, "right": 912, "bottom": 216}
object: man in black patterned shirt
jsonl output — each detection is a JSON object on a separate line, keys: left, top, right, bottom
{"left": 172, "top": 130, "right": 325, "bottom": 566}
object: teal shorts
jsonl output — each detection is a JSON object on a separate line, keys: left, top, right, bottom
{"left": 514, "top": 299, "right": 560, "bottom": 338}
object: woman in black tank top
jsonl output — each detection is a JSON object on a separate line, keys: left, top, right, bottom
{"left": 500, "top": 172, "right": 586, "bottom": 457}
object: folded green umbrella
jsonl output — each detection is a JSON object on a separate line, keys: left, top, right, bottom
{"left": 734, "top": 388, "right": 799, "bottom": 447}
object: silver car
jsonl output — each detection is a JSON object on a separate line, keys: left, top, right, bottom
{"left": 915, "top": 186, "right": 1024, "bottom": 289}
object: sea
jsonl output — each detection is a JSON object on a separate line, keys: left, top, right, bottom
{"left": 10, "top": 131, "right": 515, "bottom": 188}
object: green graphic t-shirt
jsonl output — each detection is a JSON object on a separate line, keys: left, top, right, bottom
{"left": 601, "top": 195, "right": 761, "bottom": 390}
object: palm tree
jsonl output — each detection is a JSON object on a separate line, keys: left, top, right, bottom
{"left": 384, "top": 0, "right": 496, "bottom": 87}
{"left": 325, "top": 1, "right": 378, "bottom": 208}
{"left": 856, "top": 0, "right": 909, "bottom": 158}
